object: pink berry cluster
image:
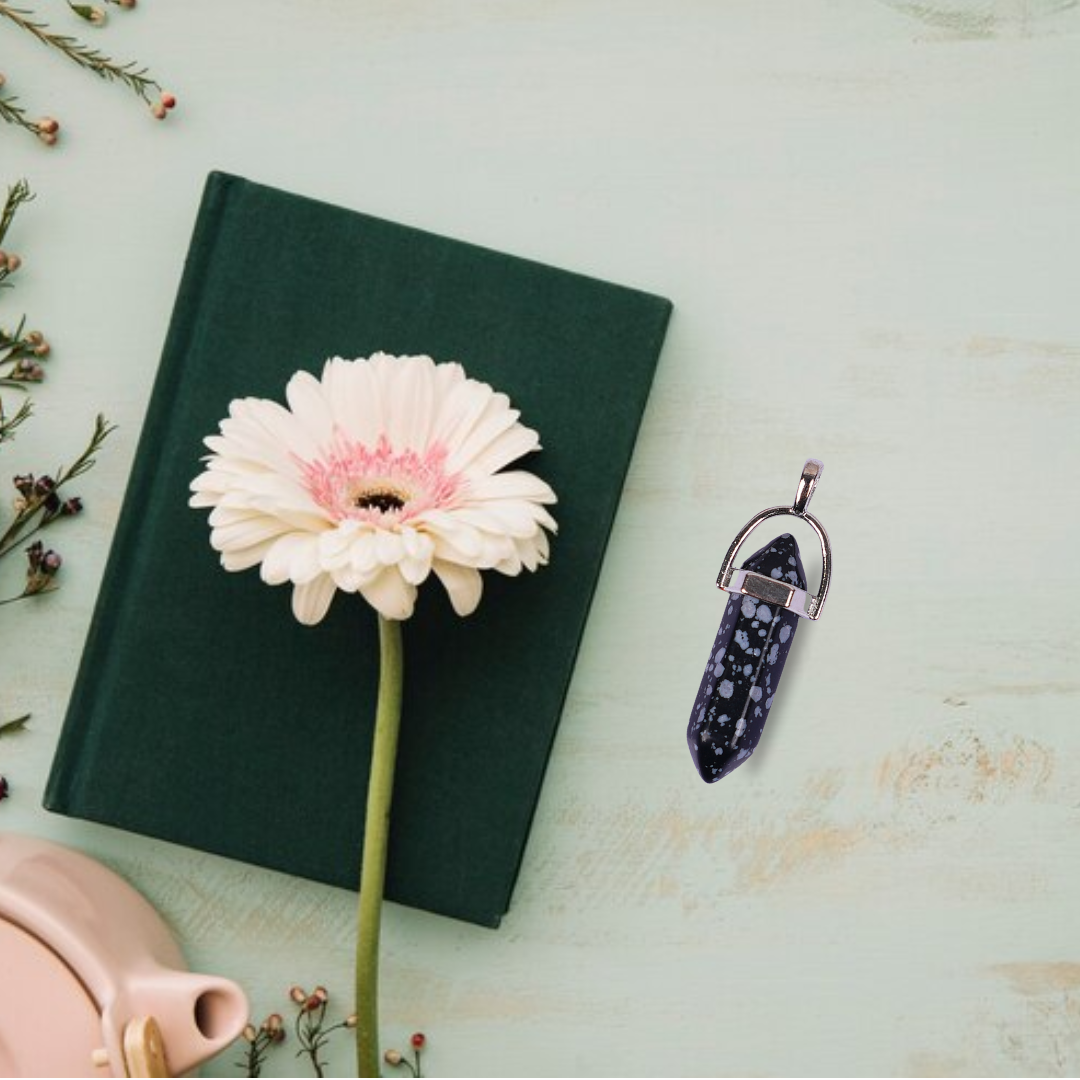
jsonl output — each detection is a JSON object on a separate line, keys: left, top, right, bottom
{"left": 150, "top": 90, "right": 177, "bottom": 122}
{"left": 384, "top": 1031, "right": 428, "bottom": 1078}
{"left": 238, "top": 983, "right": 360, "bottom": 1077}
{"left": 35, "top": 116, "right": 59, "bottom": 147}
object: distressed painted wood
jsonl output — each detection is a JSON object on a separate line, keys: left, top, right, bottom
{"left": 2, "top": 1, "right": 1079, "bottom": 1075}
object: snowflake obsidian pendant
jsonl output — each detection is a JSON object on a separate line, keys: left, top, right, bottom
{"left": 687, "top": 459, "right": 833, "bottom": 783}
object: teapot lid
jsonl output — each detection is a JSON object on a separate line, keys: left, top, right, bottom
{"left": 0, "top": 917, "right": 110, "bottom": 1076}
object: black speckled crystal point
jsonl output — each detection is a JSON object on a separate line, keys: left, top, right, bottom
{"left": 687, "top": 533, "right": 807, "bottom": 783}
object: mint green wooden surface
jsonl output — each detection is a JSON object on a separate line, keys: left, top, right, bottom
{"left": 3, "top": 2, "right": 1079, "bottom": 1075}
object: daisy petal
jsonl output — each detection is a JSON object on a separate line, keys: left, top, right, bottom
{"left": 291, "top": 573, "right": 337, "bottom": 625}
{"left": 433, "top": 560, "right": 484, "bottom": 615}
{"left": 262, "top": 534, "right": 311, "bottom": 586}
{"left": 460, "top": 424, "right": 541, "bottom": 478}
{"left": 465, "top": 470, "right": 558, "bottom": 504}
{"left": 386, "top": 354, "right": 436, "bottom": 449}
{"left": 286, "top": 370, "right": 336, "bottom": 447}
{"left": 221, "top": 539, "right": 277, "bottom": 572}
{"left": 359, "top": 567, "right": 418, "bottom": 621}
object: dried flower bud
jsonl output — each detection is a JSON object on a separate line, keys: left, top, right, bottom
{"left": 313, "top": 985, "right": 328, "bottom": 1003}
{"left": 38, "top": 131, "right": 58, "bottom": 148}
{"left": 242, "top": 1024, "right": 257, "bottom": 1044}
{"left": 26, "top": 330, "right": 44, "bottom": 346}
{"left": 410, "top": 1032, "right": 426, "bottom": 1050}
{"left": 3, "top": 253, "right": 20, "bottom": 273}
{"left": 117, "top": 0, "right": 136, "bottom": 7}
{"left": 262, "top": 1013, "right": 283, "bottom": 1033}
{"left": 0, "top": 776, "right": 9, "bottom": 802}
{"left": 151, "top": 102, "right": 168, "bottom": 121}
{"left": 33, "top": 341, "right": 51, "bottom": 358}
{"left": 33, "top": 476, "right": 56, "bottom": 497}
{"left": 160, "top": 91, "right": 177, "bottom": 110}
{"left": 383, "top": 1049, "right": 403, "bottom": 1066}
{"left": 61, "top": 497, "right": 84, "bottom": 516}
{"left": 0, "top": 251, "right": 6, "bottom": 269}
{"left": 288, "top": 985, "right": 306, "bottom": 1004}
{"left": 14, "top": 358, "right": 44, "bottom": 382}
{"left": 25, "top": 540, "right": 44, "bottom": 571}
{"left": 13, "top": 475, "right": 34, "bottom": 498}
{"left": 303, "top": 994, "right": 321, "bottom": 1013}
{"left": 23, "top": 541, "right": 61, "bottom": 593}
{"left": 12, "top": 496, "right": 28, "bottom": 515}
{"left": 70, "top": 4, "right": 107, "bottom": 25}
{"left": 344, "top": 1013, "right": 357, "bottom": 1029}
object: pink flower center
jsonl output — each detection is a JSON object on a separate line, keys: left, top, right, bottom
{"left": 298, "top": 433, "right": 462, "bottom": 524}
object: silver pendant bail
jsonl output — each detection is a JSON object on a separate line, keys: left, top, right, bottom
{"left": 716, "top": 458, "right": 833, "bottom": 620}
{"left": 793, "top": 458, "right": 824, "bottom": 516}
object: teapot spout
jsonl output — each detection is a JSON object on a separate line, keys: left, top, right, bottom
{"left": 111, "top": 969, "right": 248, "bottom": 1076}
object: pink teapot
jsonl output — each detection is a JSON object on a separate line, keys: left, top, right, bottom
{"left": 0, "top": 832, "right": 248, "bottom": 1077}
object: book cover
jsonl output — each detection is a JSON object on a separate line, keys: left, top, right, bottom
{"left": 45, "top": 172, "right": 672, "bottom": 928}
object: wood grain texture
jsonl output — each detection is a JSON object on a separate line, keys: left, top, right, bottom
{"left": 2, "top": 1, "right": 1079, "bottom": 1075}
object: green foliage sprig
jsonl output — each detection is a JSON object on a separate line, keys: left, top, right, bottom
{"left": 0, "top": 179, "right": 113, "bottom": 659}
{"left": 0, "top": 1, "right": 176, "bottom": 145}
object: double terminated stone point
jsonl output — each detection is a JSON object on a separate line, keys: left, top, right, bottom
{"left": 687, "top": 534, "right": 806, "bottom": 782}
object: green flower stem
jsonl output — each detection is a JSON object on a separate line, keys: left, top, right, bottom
{"left": 356, "top": 614, "right": 404, "bottom": 1077}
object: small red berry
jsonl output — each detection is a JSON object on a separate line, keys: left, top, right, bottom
{"left": 410, "top": 1032, "right": 426, "bottom": 1050}
{"left": 151, "top": 102, "right": 167, "bottom": 121}
{"left": 160, "top": 91, "right": 177, "bottom": 110}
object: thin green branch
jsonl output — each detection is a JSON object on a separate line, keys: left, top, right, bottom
{"left": 58, "top": 411, "right": 115, "bottom": 483}
{"left": 0, "top": 395, "right": 32, "bottom": 444}
{"left": 0, "top": 413, "right": 114, "bottom": 551}
{"left": 0, "top": 179, "right": 32, "bottom": 244}
{"left": 0, "top": 587, "right": 54, "bottom": 606}
{"left": 0, "top": 94, "right": 43, "bottom": 139}
{"left": 0, "top": 518, "right": 46, "bottom": 560}
{"left": 0, "top": 2, "right": 160, "bottom": 103}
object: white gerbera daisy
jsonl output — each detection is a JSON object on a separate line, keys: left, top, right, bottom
{"left": 190, "top": 353, "right": 557, "bottom": 624}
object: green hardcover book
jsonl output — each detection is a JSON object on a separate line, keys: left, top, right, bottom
{"left": 45, "top": 172, "right": 672, "bottom": 928}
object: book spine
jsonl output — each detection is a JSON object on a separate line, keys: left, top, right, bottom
{"left": 44, "top": 172, "right": 239, "bottom": 813}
